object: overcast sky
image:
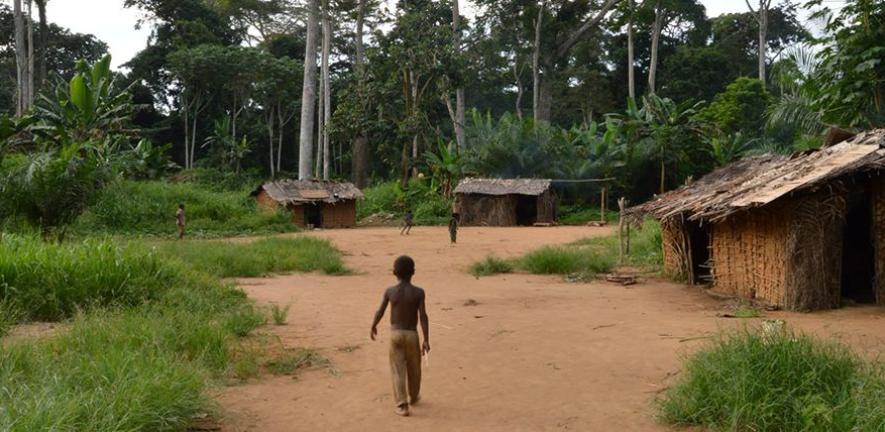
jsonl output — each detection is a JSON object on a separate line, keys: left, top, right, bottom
{"left": 5, "top": 0, "right": 833, "bottom": 70}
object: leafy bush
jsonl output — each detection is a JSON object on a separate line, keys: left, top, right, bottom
{"left": 658, "top": 328, "right": 885, "bottom": 431}
{"left": 154, "top": 237, "right": 349, "bottom": 278}
{"left": 357, "top": 179, "right": 452, "bottom": 225}
{"left": 73, "top": 180, "right": 295, "bottom": 237}
{"left": 469, "top": 256, "right": 514, "bottom": 277}
{"left": 559, "top": 204, "right": 619, "bottom": 225}
{"left": 0, "top": 143, "right": 113, "bottom": 237}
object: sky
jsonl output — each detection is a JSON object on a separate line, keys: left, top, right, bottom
{"left": 4, "top": 0, "right": 834, "bottom": 70}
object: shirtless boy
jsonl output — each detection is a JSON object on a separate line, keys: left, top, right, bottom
{"left": 370, "top": 255, "right": 430, "bottom": 417}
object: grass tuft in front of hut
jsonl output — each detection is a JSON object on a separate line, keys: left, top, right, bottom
{"left": 469, "top": 220, "right": 661, "bottom": 279}
{"left": 658, "top": 327, "right": 885, "bottom": 431}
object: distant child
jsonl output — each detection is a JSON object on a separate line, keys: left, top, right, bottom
{"left": 176, "top": 203, "right": 186, "bottom": 239}
{"left": 448, "top": 213, "right": 460, "bottom": 245}
{"left": 400, "top": 210, "right": 414, "bottom": 235}
{"left": 370, "top": 256, "right": 430, "bottom": 417}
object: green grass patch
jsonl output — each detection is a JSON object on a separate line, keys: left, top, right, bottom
{"left": 72, "top": 180, "right": 297, "bottom": 238}
{"left": 154, "top": 237, "right": 349, "bottom": 278}
{"left": 469, "top": 256, "right": 515, "bottom": 277}
{"left": 468, "top": 220, "right": 661, "bottom": 279}
{"left": 658, "top": 327, "right": 885, "bottom": 431}
{"left": 520, "top": 246, "right": 615, "bottom": 276}
{"left": 558, "top": 204, "right": 619, "bottom": 225}
{"left": 357, "top": 180, "right": 452, "bottom": 226}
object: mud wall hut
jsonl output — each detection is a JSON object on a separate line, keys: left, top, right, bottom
{"left": 453, "top": 178, "right": 558, "bottom": 226}
{"left": 252, "top": 180, "right": 363, "bottom": 229}
{"left": 630, "top": 130, "right": 885, "bottom": 311}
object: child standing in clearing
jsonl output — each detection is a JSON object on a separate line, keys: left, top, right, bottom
{"left": 175, "top": 203, "right": 186, "bottom": 239}
{"left": 370, "top": 256, "right": 430, "bottom": 417}
{"left": 448, "top": 213, "right": 460, "bottom": 245}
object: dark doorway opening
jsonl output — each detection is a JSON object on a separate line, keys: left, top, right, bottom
{"left": 304, "top": 204, "right": 322, "bottom": 228}
{"left": 515, "top": 195, "right": 538, "bottom": 226}
{"left": 841, "top": 192, "right": 875, "bottom": 304}
{"left": 686, "top": 221, "right": 712, "bottom": 284}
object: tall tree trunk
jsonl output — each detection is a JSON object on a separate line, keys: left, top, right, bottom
{"left": 513, "top": 60, "right": 523, "bottom": 120}
{"left": 35, "top": 0, "right": 47, "bottom": 88}
{"left": 452, "top": 0, "right": 465, "bottom": 149}
{"left": 13, "top": 0, "right": 27, "bottom": 117}
{"left": 351, "top": 0, "right": 369, "bottom": 188}
{"left": 537, "top": 78, "right": 553, "bottom": 123}
{"left": 191, "top": 96, "right": 200, "bottom": 169}
{"left": 627, "top": 0, "right": 635, "bottom": 100}
{"left": 267, "top": 108, "right": 275, "bottom": 177}
{"left": 758, "top": 2, "right": 768, "bottom": 86}
{"left": 321, "top": 0, "right": 331, "bottom": 180}
{"left": 26, "top": 0, "right": 35, "bottom": 109}
{"left": 183, "top": 104, "right": 190, "bottom": 169}
{"left": 315, "top": 65, "right": 324, "bottom": 178}
{"left": 648, "top": 0, "right": 663, "bottom": 95}
{"left": 298, "top": 0, "right": 320, "bottom": 180}
{"left": 532, "top": 1, "right": 545, "bottom": 123}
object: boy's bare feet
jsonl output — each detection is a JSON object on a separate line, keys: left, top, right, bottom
{"left": 395, "top": 405, "right": 410, "bottom": 416}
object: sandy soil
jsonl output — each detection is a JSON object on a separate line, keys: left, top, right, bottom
{"left": 218, "top": 226, "right": 885, "bottom": 432}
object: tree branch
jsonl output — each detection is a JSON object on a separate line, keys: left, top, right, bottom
{"left": 556, "top": 0, "right": 622, "bottom": 59}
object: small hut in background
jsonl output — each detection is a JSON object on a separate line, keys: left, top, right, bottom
{"left": 630, "top": 129, "right": 885, "bottom": 311}
{"left": 252, "top": 180, "right": 363, "bottom": 229}
{"left": 453, "top": 178, "right": 558, "bottom": 226}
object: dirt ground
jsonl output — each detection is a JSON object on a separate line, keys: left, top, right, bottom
{"left": 218, "top": 226, "right": 885, "bottom": 432}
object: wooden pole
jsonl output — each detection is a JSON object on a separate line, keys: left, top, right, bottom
{"left": 618, "top": 197, "right": 626, "bottom": 264}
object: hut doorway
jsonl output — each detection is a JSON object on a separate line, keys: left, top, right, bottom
{"left": 841, "top": 194, "right": 875, "bottom": 303}
{"left": 515, "top": 196, "right": 538, "bottom": 226}
{"left": 686, "top": 221, "right": 711, "bottom": 284}
{"left": 304, "top": 204, "right": 323, "bottom": 228}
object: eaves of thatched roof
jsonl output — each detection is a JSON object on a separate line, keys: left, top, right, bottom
{"left": 629, "top": 129, "right": 885, "bottom": 223}
{"left": 252, "top": 180, "right": 364, "bottom": 205}
{"left": 454, "top": 178, "right": 553, "bottom": 196}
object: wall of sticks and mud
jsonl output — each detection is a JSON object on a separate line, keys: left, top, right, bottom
{"left": 662, "top": 180, "right": 885, "bottom": 311}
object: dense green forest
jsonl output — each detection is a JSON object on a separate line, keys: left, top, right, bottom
{"left": 1, "top": 0, "right": 884, "bottom": 229}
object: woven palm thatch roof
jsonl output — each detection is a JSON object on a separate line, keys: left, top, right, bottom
{"left": 454, "top": 178, "right": 552, "bottom": 196}
{"left": 631, "top": 129, "right": 885, "bottom": 223}
{"left": 252, "top": 180, "right": 364, "bottom": 205}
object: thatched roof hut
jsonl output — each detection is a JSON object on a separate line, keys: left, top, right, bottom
{"left": 252, "top": 180, "right": 363, "bottom": 229}
{"left": 630, "top": 130, "right": 885, "bottom": 310}
{"left": 453, "top": 178, "right": 558, "bottom": 226}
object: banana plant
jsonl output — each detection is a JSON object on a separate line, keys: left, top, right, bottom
{"left": 33, "top": 55, "right": 135, "bottom": 147}
{"left": 425, "top": 137, "right": 464, "bottom": 198}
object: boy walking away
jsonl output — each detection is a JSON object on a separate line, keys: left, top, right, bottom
{"left": 400, "top": 210, "right": 414, "bottom": 235}
{"left": 370, "top": 256, "right": 430, "bottom": 417}
{"left": 448, "top": 213, "right": 460, "bottom": 245}
{"left": 176, "top": 203, "right": 186, "bottom": 239}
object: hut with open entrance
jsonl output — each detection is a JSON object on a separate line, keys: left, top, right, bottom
{"left": 252, "top": 180, "right": 364, "bottom": 229}
{"left": 453, "top": 178, "right": 558, "bottom": 226}
{"left": 629, "top": 129, "right": 885, "bottom": 311}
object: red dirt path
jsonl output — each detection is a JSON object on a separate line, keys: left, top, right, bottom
{"left": 218, "top": 226, "right": 885, "bottom": 432}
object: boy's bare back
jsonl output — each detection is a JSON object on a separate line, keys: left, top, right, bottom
{"left": 385, "top": 283, "right": 425, "bottom": 331}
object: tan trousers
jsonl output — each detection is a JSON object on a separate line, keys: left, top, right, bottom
{"left": 389, "top": 329, "right": 421, "bottom": 407}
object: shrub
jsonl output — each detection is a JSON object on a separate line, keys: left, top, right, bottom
{"left": 154, "top": 237, "right": 349, "bottom": 278}
{"left": 357, "top": 179, "right": 452, "bottom": 225}
{"left": 73, "top": 180, "right": 295, "bottom": 237}
{"left": 658, "top": 328, "right": 885, "bottom": 431}
{"left": 469, "top": 256, "right": 514, "bottom": 277}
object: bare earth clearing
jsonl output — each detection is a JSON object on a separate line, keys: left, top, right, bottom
{"left": 218, "top": 226, "right": 885, "bottom": 432}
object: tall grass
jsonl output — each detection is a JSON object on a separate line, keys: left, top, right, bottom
{"left": 154, "top": 237, "right": 349, "bottom": 278}
{"left": 73, "top": 180, "right": 296, "bottom": 237}
{"left": 0, "top": 232, "right": 349, "bottom": 430}
{"left": 357, "top": 180, "right": 452, "bottom": 225}
{"left": 658, "top": 328, "right": 885, "bottom": 431}
{"left": 469, "top": 220, "right": 661, "bottom": 278}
